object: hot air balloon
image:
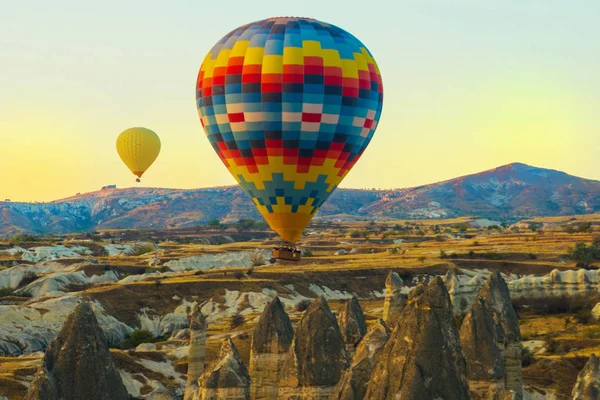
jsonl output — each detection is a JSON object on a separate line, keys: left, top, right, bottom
{"left": 116, "top": 127, "right": 161, "bottom": 182}
{"left": 196, "top": 17, "right": 383, "bottom": 243}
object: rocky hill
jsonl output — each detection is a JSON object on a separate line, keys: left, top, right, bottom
{"left": 1, "top": 163, "right": 599, "bottom": 236}
{"left": 361, "top": 162, "right": 600, "bottom": 219}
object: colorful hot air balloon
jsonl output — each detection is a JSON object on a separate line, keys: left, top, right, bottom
{"left": 116, "top": 127, "right": 161, "bottom": 182}
{"left": 196, "top": 17, "right": 383, "bottom": 242}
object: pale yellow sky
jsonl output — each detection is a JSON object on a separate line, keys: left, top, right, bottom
{"left": 1, "top": 1, "right": 598, "bottom": 202}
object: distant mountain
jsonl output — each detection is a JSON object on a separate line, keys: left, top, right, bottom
{"left": 360, "top": 163, "right": 600, "bottom": 219}
{"left": 1, "top": 163, "right": 599, "bottom": 236}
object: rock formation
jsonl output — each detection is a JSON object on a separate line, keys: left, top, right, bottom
{"left": 460, "top": 293, "right": 507, "bottom": 397}
{"left": 279, "top": 296, "right": 349, "bottom": 399}
{"left": 443, "top": 268, "right": 472, "bottom": 316}
{"left": 249, "top": 296, "right": 294, "bottom": 400}
{"left": 572, "top": 354, "right": 600, "bottom": 400}
{"left": 365, "top": 277, "right": 470, "bottom": 400}
{"left": 148, "top": 388, "right": 178, "bottom": 400}
{"left": 460, "top": 270, "right": 523, "bottom": 398}
{"left": 337, "top": 296, "right": 367, "bottom": 359}
{"left": 196, "top": 338, "right": 250, "bottom": 400}
{"left": 485, "top": 271, "right": 523, "bottom": 396}
{"left": 382, "top": 271, "right": 406, "bottom": 325}
{"left": 24, "top": 301, "right": 128, "bottom": 400}
{"left": 184, "top": 304, "right": 208, "bottom": 400}
{"left": 508, "top": 268, "right": 600, "bottom": 299}
{"left": 331, "top": 319, "right": 390, "bottom": 400}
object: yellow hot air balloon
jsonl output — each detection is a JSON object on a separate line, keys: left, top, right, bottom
{"left": 116, "top": 127, "right": 161, "bottom": 182}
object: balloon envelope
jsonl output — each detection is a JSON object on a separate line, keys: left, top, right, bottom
{"left": 116, "top": 127, "right": 161, "bottom": 179}
{"left": 196, "top": 17, "right": 383, "bottom": 242}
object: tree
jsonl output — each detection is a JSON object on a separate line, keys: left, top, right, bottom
{"left": 578, "top": 222, "right": 592, "bottom": 233}
{"left": 235, "top": 219, "right": 256, "bottom": 232}
{"left": 569, "top": 242, "right": 600, "bottom": 268}
{"left": 207, "top": 219, "right": 221, "bottom": 229}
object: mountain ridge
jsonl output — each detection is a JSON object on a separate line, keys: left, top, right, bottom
{"left": 1, "top": 163, "right": 599, "bottom": 236}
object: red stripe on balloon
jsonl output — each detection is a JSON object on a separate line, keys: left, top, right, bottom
{"left": 301, "top": 113, "right": 321, "bottom": 123}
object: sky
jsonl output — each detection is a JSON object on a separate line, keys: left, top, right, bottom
{"left": 1, "top": 0, "right": 599, "bottom": 202}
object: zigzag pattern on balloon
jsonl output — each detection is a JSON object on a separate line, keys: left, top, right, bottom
{"left": 196, "top": 17, "right": 383, "bottom": 241}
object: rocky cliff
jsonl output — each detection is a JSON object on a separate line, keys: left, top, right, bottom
{"left": 249, "top": 296, "right": 294, "bottom": 400}
{"left": 460, "top": 271, "right": 523, "bottom": 398}
{"left": 382, "top": 271, "right": 406, "bottom": 325}
{"left": 572, "top": 354, "right": 600, "bottom": 400}
{"left": 337, "top": 296, "right": 367, "bottom": 359}
{"left": 331, "top": 319, "right": 390, "bottom": 400}
{"left": 365, "top": 277, "right": 470, "bottom": 400}
{"left": 196, "top": 338, "right": 250, "bottom": 400}
{"left": 24, "top": 301, "right": 128, "bottom": 400}
{"left": 184, "top": 305, "right": 208, "bottom": 400}
{"left": 279, "top": 296, "right": 349, "bottom": 399}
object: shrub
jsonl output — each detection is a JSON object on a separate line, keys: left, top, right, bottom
{"left": 121, "top": 329, "right": 156, "bottom": 349}
{"left": 350, "top": 230, "right": 362, "bottom": 238}
{"left": 545, "top": 337, "right": 564, "bottom": 355}
{"left": 235, "top": 219, "right": 256, "bottom": 232}
{"left": 578, "top": 222, "right": 593, "bottom": 233}
{"left": 233, "top": 271, "right": 245, "bottom": 280}
{"left": 230, "top": 314, "right": 245, "bottom": 329}
{"left": 468, "top": 250, "right": 475, "bottom": 258}
{"left": 521, "top": 345, "right": 534, "bottom": 367}
{"left": 248, "top": 251, "right": 266, "bottom": 267}
{"left": 484, "top": 251, "right": 505, "bottom": 260}
{"left": 245, "top": 266, "right": 254, "bottom": 276}
{"left": 417, "top": 256, "right": 426, "bottom": 263}
{"left": 207, "top": 219, "right": 221, "bottom": 228}
{"left": 569, "top": 242, "right": 600, "bottom": 268}
{"left": 564, "top": 226, "right": 577, "bottom": 234}
{"left": 583, "top": 326, "right": 600, "bottom": 339}
{"left": 528, "top": 253, "right": 537, "bottom": 260}
{"left": 387, "top": 248, "right": 398, "bottom": 255}
{"left": 0, "top": 287, "right": 31, "bottom": 298}
{"left": 8, "top": 234, "right": 39, "bottom": 243}
{"left": 440, "top": 250, "right": 448, "bottom": 259}
{"left": 434, "top": 235, "right": 446, "bottom": 242}
{"left": 575, "top": 309, "right": 592, "bottom": 325}
{"left": 133, "top": 244, "right": 156, "bottom": 256}
{"left": 295, "top": 299, "right": 311, "bottom": 312}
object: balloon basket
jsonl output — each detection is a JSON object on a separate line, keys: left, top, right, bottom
{"left": 272, "top": 246, "right": 301, "bottom": 261}
{"left": 136, "top": 178, "right": 141, "bottom": 183}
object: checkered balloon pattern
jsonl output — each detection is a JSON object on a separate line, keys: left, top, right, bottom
{"left": 196, "top": 17, "right": 383, "bottom": 242}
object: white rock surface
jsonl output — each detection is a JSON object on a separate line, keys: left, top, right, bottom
{"left": 164, "top": 250, "right": 272, "bottom": 272}
{"left": 136, "top": 343, "right": 157, "bottom": 352}
{"left": 19, "top": 245, "right": 92, "bottom": 262}
{"left": 0, "top": 294, "right": 132, "bottom": 356}
{"left": 0, "top": 261, "right": 68, "bottom": 289}
{"left": 15, "top": 269, "right": 119, "bottom": 298}
{"left": 593, "top": 303, "right": 600, "bottom": 321}
{"left": 139, "top": 300, "right": 196, "bottom": 337}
